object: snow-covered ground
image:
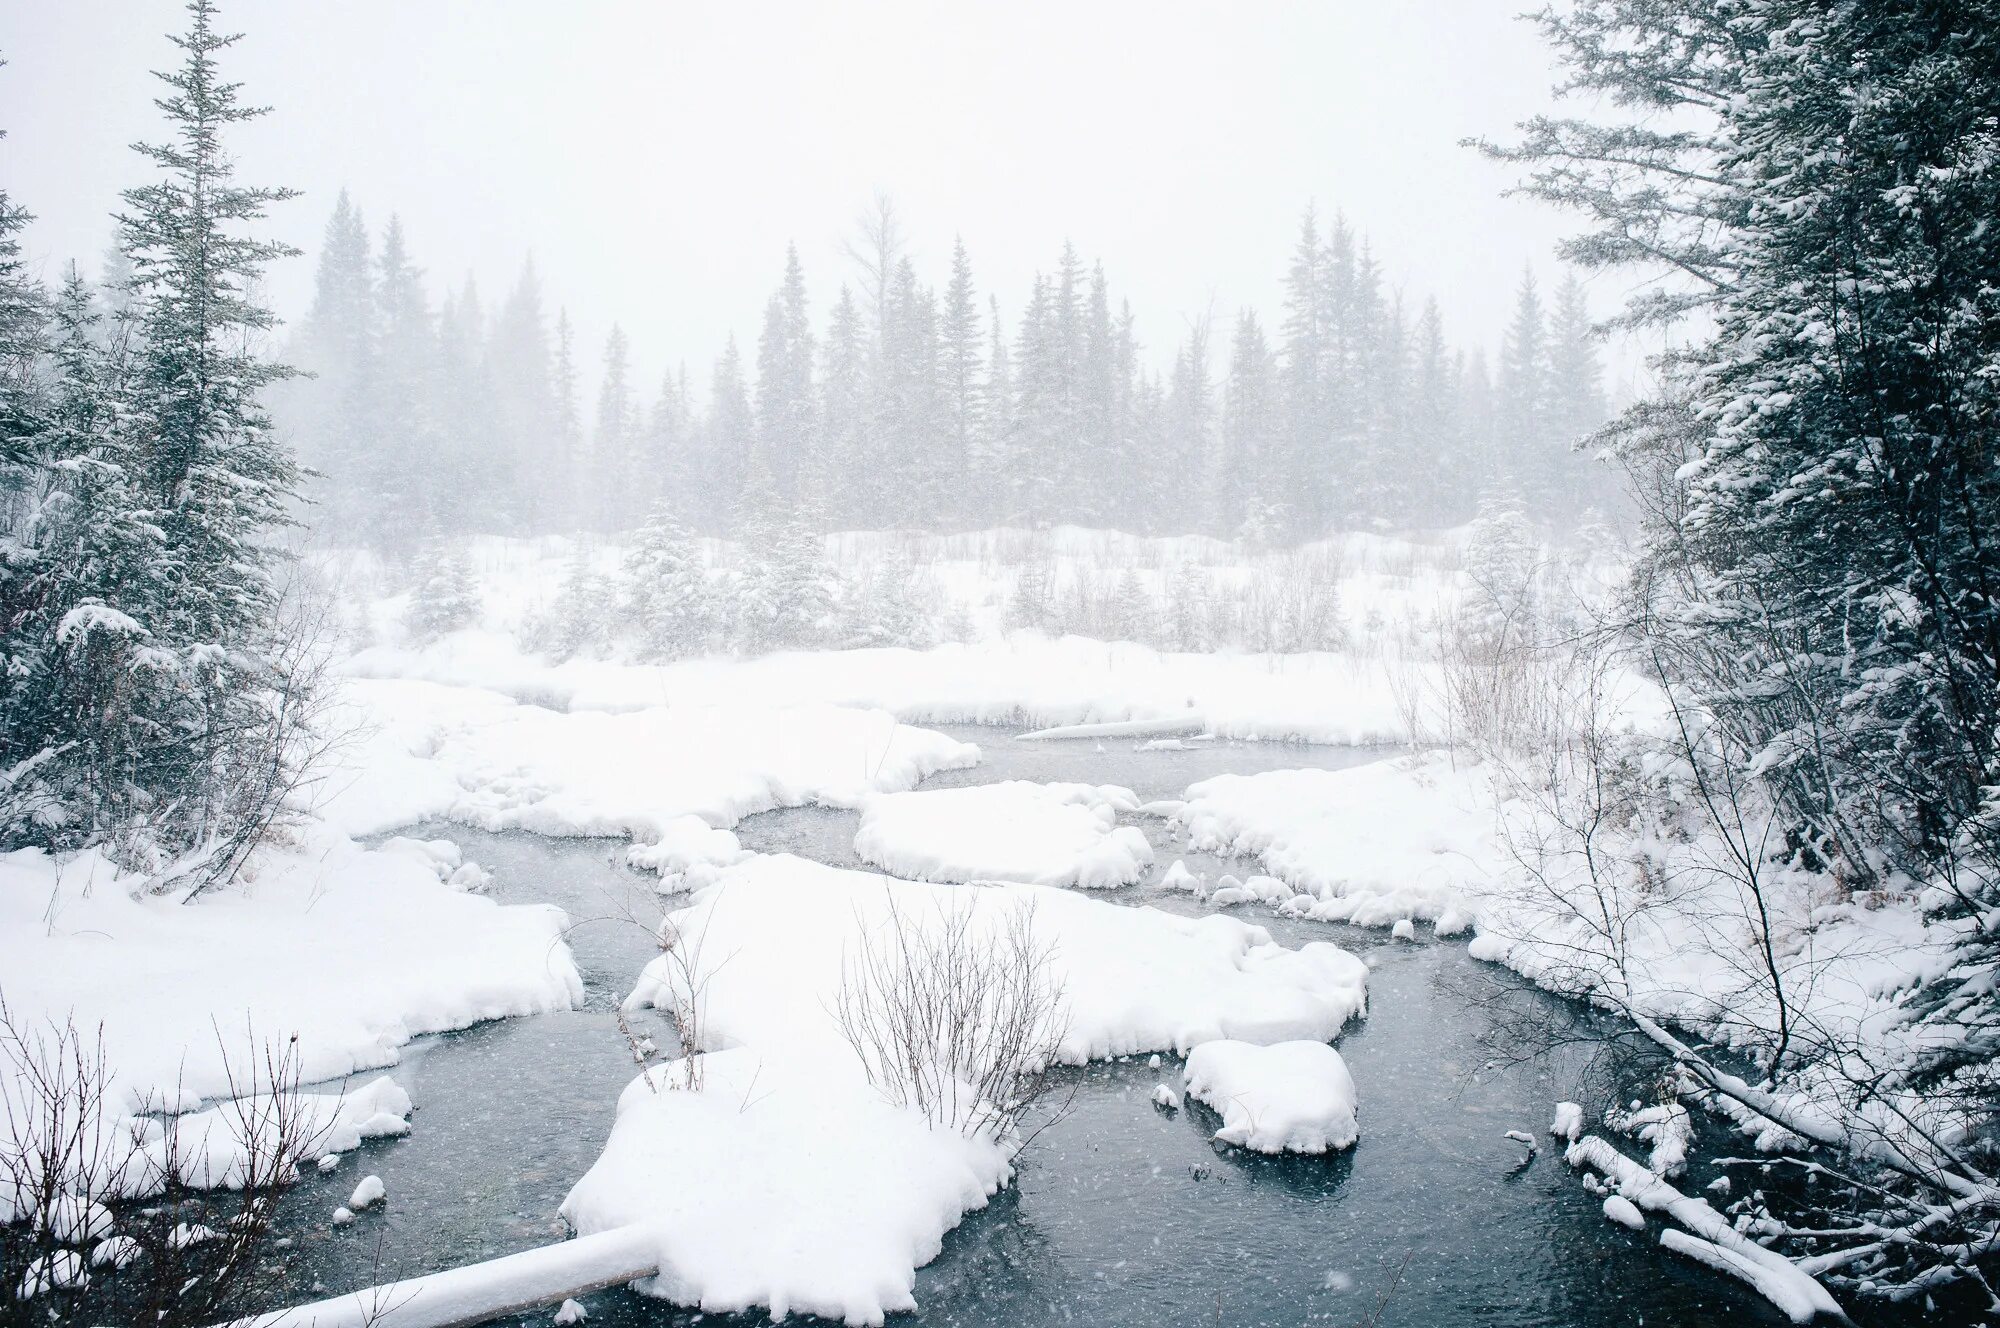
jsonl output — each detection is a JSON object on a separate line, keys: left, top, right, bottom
{"left": 0, "top": 828, "right": 580, "bottom": 1119}
{"left": 4, "top": 524, "right": 1924, "bottom": 1324}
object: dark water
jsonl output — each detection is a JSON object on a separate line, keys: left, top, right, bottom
{"left": 255, "top": 728, "right": 1784, "bottom": 1327}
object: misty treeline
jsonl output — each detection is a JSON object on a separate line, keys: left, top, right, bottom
{"left": 1482, "top": 0, "right": 2000, "bottom": 1310}
{"left": 0, "top": 1, "right": 319, "bottom": 874}
{"left": 283, "top": 193, "right": 1612, "bottom": 553}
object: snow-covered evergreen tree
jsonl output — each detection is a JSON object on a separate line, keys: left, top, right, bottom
{"left": 622, "top": 509, "right": 717, "bottom": 660}
{"left": 407, "top": 534, "right": 480, "bottom": 643}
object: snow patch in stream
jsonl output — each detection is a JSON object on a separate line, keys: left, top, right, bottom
{"left": 853, "top": 781, "right": 1152, "bottom": 888}
{"left": 1183, "top": 1039, "right": 1359, "bottom": 1154}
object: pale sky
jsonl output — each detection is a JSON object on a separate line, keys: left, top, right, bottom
{"left": 1, "top": 0, "right": 1627, "bottom": 396}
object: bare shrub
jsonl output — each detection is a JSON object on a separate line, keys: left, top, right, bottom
{"left": 0, "top": 1005, "right": 336, "bottom": 1327}
{"left": 834, "top": 894, "right": 1070, "bottom": 1143}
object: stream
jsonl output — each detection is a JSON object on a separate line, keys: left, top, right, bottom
{"left": 254, "top": 726, "right": 1786, "bottom": 1327}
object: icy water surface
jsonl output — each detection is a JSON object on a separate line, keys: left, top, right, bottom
{"left": 255, "top": 728, "right": 1787, "bottom": 1328}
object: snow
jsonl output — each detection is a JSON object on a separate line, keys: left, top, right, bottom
{"left": 562, "top": 1049, "right": 1015, "bottom": 1326}
{"left": 1551, "top": 1101, "right": 1585, "bottom": 1142}
{"left": 344, "top": 629, "right": 1425, "bottom": 747}
{"left": 1565, "top": 1134, "right": 1844, "bottom": 1324}
{"left": 853, "top": 781, "right": 1152, "bottom": 888}
{"left": 1602, "top": 1195, "right": 1645, "bottom": 1230}
{"left": 1609, "top": 1101, "right": 1692, "bottom": 1178}
{"left": 245, "top": 1225, "right": 661, "bottom": 1328}
{"left": 0, "top": 833, "right": 577, "bottom": 1114}
{"left": 349, "top": 1174, "right": 386, "bottom": 1210}
{"left": 627, "top": 854, "right": 1370, "bottom": 1064}
{"left": 1151, "top": 1084, "right": 1181, "bottom": 1110}
{"left": 554, "top": 1300, "right": 588, "bottom": 1325}
{"left": 0, "top": 827, "right": 575, "bottom": 1218}
{"left": 1172, "top": 757, "right": 1504, "bottom": 929}
{"left": 325, "top": 679, "right": 979, "bottom": 868}
{"left": 1182, "top": 1040, "right": 1360, "bottom": 1154}
{"left": 580, "top": 853, "right": 1367, "bottom": 1322}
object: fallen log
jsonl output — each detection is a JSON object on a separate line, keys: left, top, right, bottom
{"left": 1015, "top": 712, "right": 1207, "bottom": 741}
{"left": 225, "top": 1226, "right": 659, "bottom": 1328}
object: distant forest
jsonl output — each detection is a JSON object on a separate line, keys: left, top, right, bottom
{"left": 281, "top": 195, "right": 1612, "bottom": 550}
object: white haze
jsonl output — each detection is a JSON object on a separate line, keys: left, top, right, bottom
{"left": 0, "top": 0, "right": 1620, "bottom": 386}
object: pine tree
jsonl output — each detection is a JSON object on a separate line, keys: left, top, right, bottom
{"left": 1408, "top": 297, "right": 1463, "bottom": 524}
{"left": 0, "top": 270, "right": 161, "bottom": 844}
{"left": 593, "top": 322, "right": 636, "bottom": 529}
{"left": 490, "top": 255, "right": 554, "bottom": 530}
{"left": 1488, "top": 1, "right": 2000, "bottom": 1298}
{"left": 1494, "top": 267, "right": 1547, "bottom": 510}
{"left": 293, "top": 189, "right": 373, "bottom": 509}
{"left": 120, "top": 0, "right": 301, "bottom": 648}
{"left": 939, "top": 238, "right": 984, "bottom": 523}
{"left": 979, "top": 292, "right": 1014, "bottom": 523}
{"left": 1163, "top": 319, "right": 1215, "bottom": 534}
{"left": 1543, "top": 272, "right": 1606, "bottom": 513}
{"left": 704, "top": 335, "right": 752, "bottom": 531}
{"left": 1279, "top": 206, "right": 1330, "bottom": 538}
{"left": 0, "top": 136, "right": 47, "bottom": 475}
{"left": 2, "top": 0, "right": 309, "bottom": 865}
{"left": 1223, "top": 310, "right": 1279, "bottom": 538}
{"left": 551, "top": 309, "right": 584, "bottom": 527}
{"left": 371, "top": 214, "right": 436, "bottom": 552}
{"left": 407, "top": 531, "right": 480, "bottom": 642}
{"left": 819, "top": 287, "right": 868, "bottom": 525}
{"left": 644, "top": 363, "right": 695, "bottom": 529}
{"left": 622, "top": 507, "right": 715, "bottom": 659}
{"left": 435, "top": 274, "right": 499, "bottom": 531}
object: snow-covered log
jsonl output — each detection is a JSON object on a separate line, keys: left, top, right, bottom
{"left": 226, "top": 1227, "right": 659, "bottom": 1328}
{"left": 1014, "top": 713, "right": 1207, "bottom": 741}
{"left": 1564, "top": 1135, "right": 1847, "bottom": 1324}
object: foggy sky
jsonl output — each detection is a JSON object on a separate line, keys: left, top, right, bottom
{"left": 0, "top": 1, "right": 1620, "bottom": 393}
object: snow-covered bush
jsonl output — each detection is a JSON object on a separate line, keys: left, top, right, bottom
{"left": 732, "top": 515, "right": 844, "bottom": 654}
{"left": 621, "top": 512, "right": 721, "bottom": 660}
{"left": 406, "top": 538, "right": 480, "bottom": 643}
{"left": 845, "top": 553, "right": 939, "bottom": 649}
{"left": 521, "top": 553, "right": 616, "bottom": 661}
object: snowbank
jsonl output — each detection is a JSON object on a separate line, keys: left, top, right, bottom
{"left": 0, "top": 828, "right": 581, "bottom": 1118}
{"left": 344, "top": 630, "right": 1423, "bottom": 746}
{"left": 1172, "top": 757, "right": 1502, "bottom": 929}
{"left": 853, "top": 781, "right": 1152, "bottom": 889}
{"left": 327, "top": 678, "right": 979, "bottom": 855}
{"left": 1183, "top": 1039, "right": 1359, "bottom": 1154}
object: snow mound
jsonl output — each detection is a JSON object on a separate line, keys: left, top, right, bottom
{"left": 853, "top": 781, "right": 1151, "bottom": 889}
{"left": 1603, "top": 1195, "right": 1645, "bottom": 1230}
{"left": 1183, "top": 1040, "right": 1359, "bottom": 1154}
{"left": 562, "top": 1049, "right": 1014, "bottom": 1326}
{"left": 1173, "top": 757, "right": 1502, "bottom": 929}
{"left": 1551, "top": 1101, "right": 1585, "bottom": 1142}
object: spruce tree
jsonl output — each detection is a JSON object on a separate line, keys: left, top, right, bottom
{"left": 939, "top": 238, "right": 984, "bottom": 522}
